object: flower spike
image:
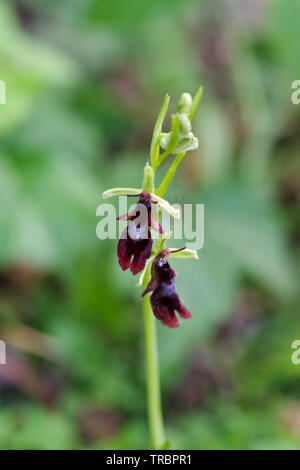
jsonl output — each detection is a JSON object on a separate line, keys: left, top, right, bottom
{"left": 99, "top": 89, "right": 202, "bottom": 452}
{"left": 101, "top": 89, "right": 201, "bottom": 326}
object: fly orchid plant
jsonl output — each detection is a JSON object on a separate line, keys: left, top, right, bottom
{"left": 102, "top": 88, "right": 202, "bottom": 449}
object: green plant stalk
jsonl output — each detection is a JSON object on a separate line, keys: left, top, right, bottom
{"left": 102, "top": 89, "right": 202, "bottom": 451}
{"left": 142, "top": 261, "right": 165, "bottom": 449}
{"left": 142, "top": 89, "right": 201, "bottom": 448}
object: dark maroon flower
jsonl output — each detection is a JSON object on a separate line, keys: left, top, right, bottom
{"left": 142, "top": 249, "right": 192, "bottom": 328}
{"left": 117, "top": 191, "right": 162, "bottom": 275}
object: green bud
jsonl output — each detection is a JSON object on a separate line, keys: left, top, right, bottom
{"left": 160, "top": 132, "right": 198, "bottom": 154}
{"left": 179, "top": 114, "right": 191, "bottom": 135}
{"left": 160, "top": 132, "right": 172, "bottom": 151}
{"left": 174, "top": 134, "right": 198, "bottom": 153}
{"left": 142, "top": 163, "right": 154, "bottom": 194}
{"left": 177, "top": 92, "right": 192, "bottom": 114}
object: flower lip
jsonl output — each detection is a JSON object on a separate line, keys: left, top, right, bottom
{"left": 117, "top": 226, "right": 153, "bottom": 275}
{"left": 150, "top": 279, "right": 192, "bottom": 328}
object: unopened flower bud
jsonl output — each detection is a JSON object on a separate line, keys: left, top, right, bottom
{"left": 175, "top": 133, "right": 198, "bottom": 153}
{"left": 179, "top": 114, "right": 191, "bottom": 135}
{"left": 160, "top": 132, "right": 198, "bottom": 154}
{"left": 177, "top": 93, "right": 192, "bottom": 114}
{"left": 142, "top": 163, "right": 154, "bottom": 194}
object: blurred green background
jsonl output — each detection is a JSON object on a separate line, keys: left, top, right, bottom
{"left": 0, "top": 0, "right": 300, "bottom": 450}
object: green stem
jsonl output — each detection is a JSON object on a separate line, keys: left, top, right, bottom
{"left": 143, "top": 265, "right": 165, "bottom": 449}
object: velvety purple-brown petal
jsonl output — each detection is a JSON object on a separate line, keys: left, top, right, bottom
{"left": 117, "top": 226, "right": 152, "bottom": 275}
{"left": 148, "top": 280, "right": 191, "bottom": 328}
{"left": 150, "top": 292, "right": 180, "bottom": 328}
{"left": 130, "top": 236, "right": 152, "bottom": 275}
{"left": 177, "top": 303, "right": 192, "bottom": 319}
{"left": 117, "top": 227, "right": 132, "bottom": 271}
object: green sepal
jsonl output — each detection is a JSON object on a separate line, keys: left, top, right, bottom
{"left": 102, "top": 187, "right": 141, "bottom": 199}
{"left": 150, "top": 94, "right": 170, "bottom": 166}
{"left": 168, "top": 248, "right": 199, "bottom": 260}
{"left": 151, "top": 194, "right": 180, "bottom": 219}
{"left": 189, "top": 86, "right": 203, "bottom": 121}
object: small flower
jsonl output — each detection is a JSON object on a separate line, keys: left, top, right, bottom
{"left": 142, "top": 249, "right": 192, "bottom": 328}
{"left": 117, "top": 191, "right": 163, "bottom": 275}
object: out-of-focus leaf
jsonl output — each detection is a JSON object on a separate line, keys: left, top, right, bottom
{"left": 0, "top": 1, "right": 80, "bottom": 132}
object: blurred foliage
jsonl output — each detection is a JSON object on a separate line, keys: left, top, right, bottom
{"left": 0, "top": 0, "right": 299, "bottom": 450}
